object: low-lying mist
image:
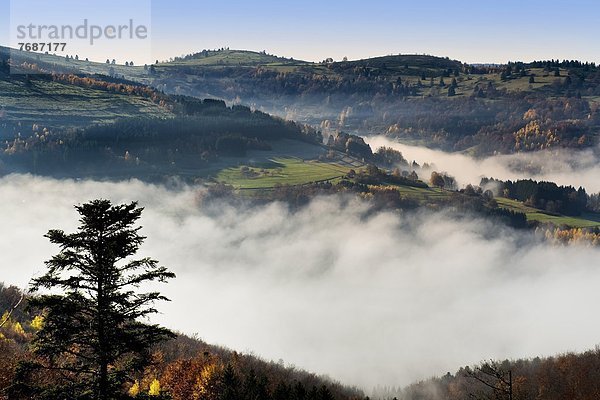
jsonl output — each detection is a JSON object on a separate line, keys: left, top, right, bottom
{"left": 1, "top": 174, "right": 600, "bottom": 390}
{"left": 365, "top": 136, "right": 600, "bottom": 193}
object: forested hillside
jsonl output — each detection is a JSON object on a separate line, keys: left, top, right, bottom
{"left": 0, "top": 51, "right": 321, "bottom": 179}
{"left": 0, "top": 284, "right": 362, "bottom": 400}
{"left": 376, "top": 351, "right": 600, "bottom": 400}
{"left": 5, "top": 47, "right": 600, "bottom": 156}
{"left": 150, "top": 51, "right": 600, "bottom": 155}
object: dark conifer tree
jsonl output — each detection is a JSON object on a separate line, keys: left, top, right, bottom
{"left": 221, "top": 363, "right": 239, "bottom": 400}
{"left": 17, "top": 200, "right": 175, "bottom": 400}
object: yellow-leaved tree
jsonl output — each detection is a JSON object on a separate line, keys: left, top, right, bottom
{"left": 149, "top": 379, "right": 161, "bottom": 396}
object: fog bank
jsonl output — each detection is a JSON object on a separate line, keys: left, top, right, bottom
{"left": 1, "top": 174, "right": 600, "bottom": 389}
{"left": 365, "top": 136, "right": 600, "bottom": 193}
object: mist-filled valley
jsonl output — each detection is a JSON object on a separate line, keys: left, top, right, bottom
{"left": 2, "top": 174, "right": 600, "bottom": 391}
{"left": 365, "top": 136, "right": 600, "bottom": 193}
{"left": 3, "top": 6, "right": 600, "bottom": 397}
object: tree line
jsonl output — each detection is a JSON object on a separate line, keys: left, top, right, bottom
{"left": 481, "top": 178, "right": 589, "bottom": 216}
{"left": 378, "top": 349, "right": 600, "bottom": 400}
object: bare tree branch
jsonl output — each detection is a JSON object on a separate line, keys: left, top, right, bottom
{"left": 0, "top": 292, "right": 24, "bottom": 328}
{"left": 465, "top": 362, "right": 512, "bottom": 400}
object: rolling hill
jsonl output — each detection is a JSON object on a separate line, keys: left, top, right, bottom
{"left": 5, "top": 46, "right": 600, "bottom": 156}
{"left": 0, "top": 283, "right": 363, "bottom": 400}
{"left": 164, "top": 49, "right": 307, "bottom": 67}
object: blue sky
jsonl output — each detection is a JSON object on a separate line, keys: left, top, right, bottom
{"left": 1, "top": 0, "right": 599, "bottom": 64}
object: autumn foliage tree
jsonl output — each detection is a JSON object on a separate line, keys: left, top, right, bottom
{"left": 13, "top": 200, "right": 175, "bottom": 400}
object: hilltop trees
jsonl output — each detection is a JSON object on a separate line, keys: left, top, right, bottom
{"left": 13, "top": 200, "right": 175, "bottom": 400}
{"left": 328, "top": 133, "right": 373, "bottom": 160}
{"left": 493, "top": 178, "right": 588, "bottom": 216}
{"left": 430, "top": 172, "right": 446, "bottom": 188}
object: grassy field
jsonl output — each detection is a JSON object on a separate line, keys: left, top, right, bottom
{"left": 496, "top": 197, "right": 600, "bottom": 228}
{"left": 216, "top": 157, "right": 351, "bottom": 189}
{"left": 394, "top": 185, "right": 450, "bottom": 201}
{"left": 0, "top": 74, "right": 173, "bottom": 130}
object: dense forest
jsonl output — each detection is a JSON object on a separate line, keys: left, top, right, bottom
{"left": 3, "top": 107, "right": 318, "bottom": 173}
{"left": 481, "top": 178, "right": 589, "bottom": 216}
{"left": 377, "top": 94, "right": 598, "bottom": 154}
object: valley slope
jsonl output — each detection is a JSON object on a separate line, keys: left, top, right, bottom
{"left": 6, "top": 47, "right": 600, "bottom": 156}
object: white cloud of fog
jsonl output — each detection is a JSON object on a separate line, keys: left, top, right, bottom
{"left": 365, "top": 136, "right": 600, "bottom": 193}
{"left": 1, "top": 175, "right": 600, "bottom": 390}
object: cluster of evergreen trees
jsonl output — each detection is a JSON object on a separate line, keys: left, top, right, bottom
{"left": 482, "top": 178, "right": 589, "bottom": 216}
{"left": 505, "top": 179, "right": 588, "bottom": 215}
